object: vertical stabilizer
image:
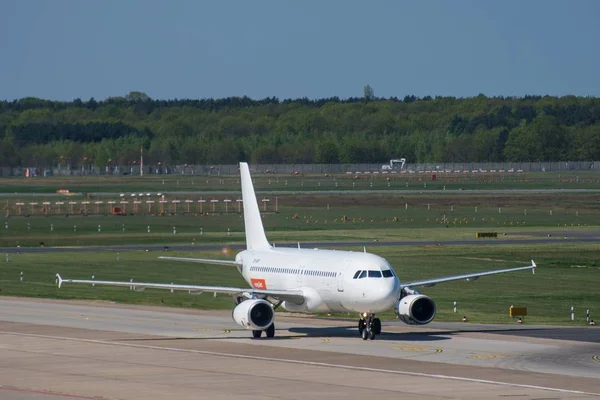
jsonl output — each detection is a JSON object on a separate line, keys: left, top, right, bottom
{"left": 239, "top": 162, "right": 271, "bottom": 250}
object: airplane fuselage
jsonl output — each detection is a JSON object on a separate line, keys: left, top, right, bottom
{"left": 237, "top": 247, "right": 401, "bottom": 314}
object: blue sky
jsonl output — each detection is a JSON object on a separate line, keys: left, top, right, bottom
{"left": 1, "top": 0, "right": 599, "bottom": 101}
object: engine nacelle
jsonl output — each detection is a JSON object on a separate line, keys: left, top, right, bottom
{"left": 232, "top": 299, "right": 274, "bottom": 330}
{"left": 395, "top": 294, "right": 436, "bottom": 325}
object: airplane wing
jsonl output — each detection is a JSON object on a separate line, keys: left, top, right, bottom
{"left": 158, "top": 256, "right": 242, "bottom": 267}
{"left": 55, "top": 274, "right": 305, "bottom": 304}
{"left": 400, "top": 260, "right": 536, "bottom": 289}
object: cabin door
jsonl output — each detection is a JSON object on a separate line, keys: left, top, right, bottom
{"left": 337, "top": 261, "right": 351, "bottom": 292}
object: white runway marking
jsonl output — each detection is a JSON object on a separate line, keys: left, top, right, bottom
{"left": 2, "top": 330, "right": 599, "bottom": 398}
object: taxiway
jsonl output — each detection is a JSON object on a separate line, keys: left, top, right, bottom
{"left": 0, "top": 297, "right": 599, "bottom": 399}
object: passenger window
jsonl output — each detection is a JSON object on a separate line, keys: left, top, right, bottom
{"left": 352, "top": 270, "right": 361, "bottom": 279}
{"left": 368, "top": 270, "right": 382, "bottom": 278}
{"left": 382, "top": 270, "right": 393, "bottom": 278}
{"left": 358, "top": 270, "right": 367, "bottom": 279}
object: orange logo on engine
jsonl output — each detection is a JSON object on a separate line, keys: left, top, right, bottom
{"left": 251, "top": 278, "right": 267, "bottom": 290}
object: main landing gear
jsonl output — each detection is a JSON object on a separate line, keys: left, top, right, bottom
{"left": 252, "top": 323, "right": 275, "bottom": 339}
{"left": 358, "top": 314, "right": 381, "bottom": 340}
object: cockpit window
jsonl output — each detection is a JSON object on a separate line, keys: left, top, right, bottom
{"left": 358, "top": 270, "right": 367, "bottom": 279}
{"left": 382, "top": 269, "right": 394, "bottom": 278}
{"left": 368, "top": 270, "right": 382, "bottom": 278}
{"left": 352, "top": 270, "right": 361, "bottom": 279}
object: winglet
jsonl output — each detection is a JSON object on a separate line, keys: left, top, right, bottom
{"left": 56, "top": 273, "right": 63, "bottom": 288}
{"left": 531, "top": 259, "right": 536, "bottom": 274}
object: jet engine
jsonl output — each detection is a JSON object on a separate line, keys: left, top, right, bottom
{"left": 395, "top": 294, "right": 436, "bottom": 325}
{"left": 232, "top": 299, "right": 274, "bottom": 330}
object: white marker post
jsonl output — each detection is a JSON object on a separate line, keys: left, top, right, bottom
{"left": 571, "top": 306, "right": 574, "bottom": 321}
{"left": 262, "top": 198, "right": 270, "bottom": 212}
{"left": 453, "top": 301, "right": 457, "bottom": 313}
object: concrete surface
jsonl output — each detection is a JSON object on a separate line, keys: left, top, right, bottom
{"left": 1, "top": 297, "right": 599, "bottom": 400}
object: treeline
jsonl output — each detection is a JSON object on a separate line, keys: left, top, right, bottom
{"left": 1, "top": 92, "right": 599, "bottom": 167}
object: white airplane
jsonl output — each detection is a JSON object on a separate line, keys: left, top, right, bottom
{"left": 56, "top": 162, "right": 536, "bottom": 340}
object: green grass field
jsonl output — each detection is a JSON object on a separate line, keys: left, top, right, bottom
{"left": 1, "top": 170, "right": 599, "bottom": 326}
{"left": 1, "top": 170, "right": 600, "bottom": 194}
{"left": 1, "top": 243, "right": 598, "bottom": 325}
{"left": 1, "top": 192, "right": 598, "bottom": 247}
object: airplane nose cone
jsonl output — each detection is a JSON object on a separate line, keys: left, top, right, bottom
{"left": 373, "top": 278, "right": 399, "bottom": 311}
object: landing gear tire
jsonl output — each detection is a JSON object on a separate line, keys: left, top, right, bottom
{"left": 358, "top": 319, "right": 366, "bottom": 336}
{"left": 361, "top": 327, "right": 369, "bottom": 340}
{"left": 358, "top": 314, "right": 379, "bottom": 340}
{"left": 265, "top": 323, "right": 275, "bottom": 338}
{"left": 252, "top": 330, "right": 262, "bottom": 339}
{"left": 373, "top": 318, "right": 381, "bottom": 335}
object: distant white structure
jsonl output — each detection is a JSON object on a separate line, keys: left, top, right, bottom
{"left": 381, "top": 158, "right": 406, "bottom": 171}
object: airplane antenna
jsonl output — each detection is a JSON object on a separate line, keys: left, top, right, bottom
{"left": 363, "top": 246, "right": 366, "bottom": 253}
{"left": 298, "top": 242, "right": 301, "bottom": 249}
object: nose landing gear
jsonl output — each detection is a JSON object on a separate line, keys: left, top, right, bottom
{"left": 358, "top": 314, "right": 381, "bottom": 340}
